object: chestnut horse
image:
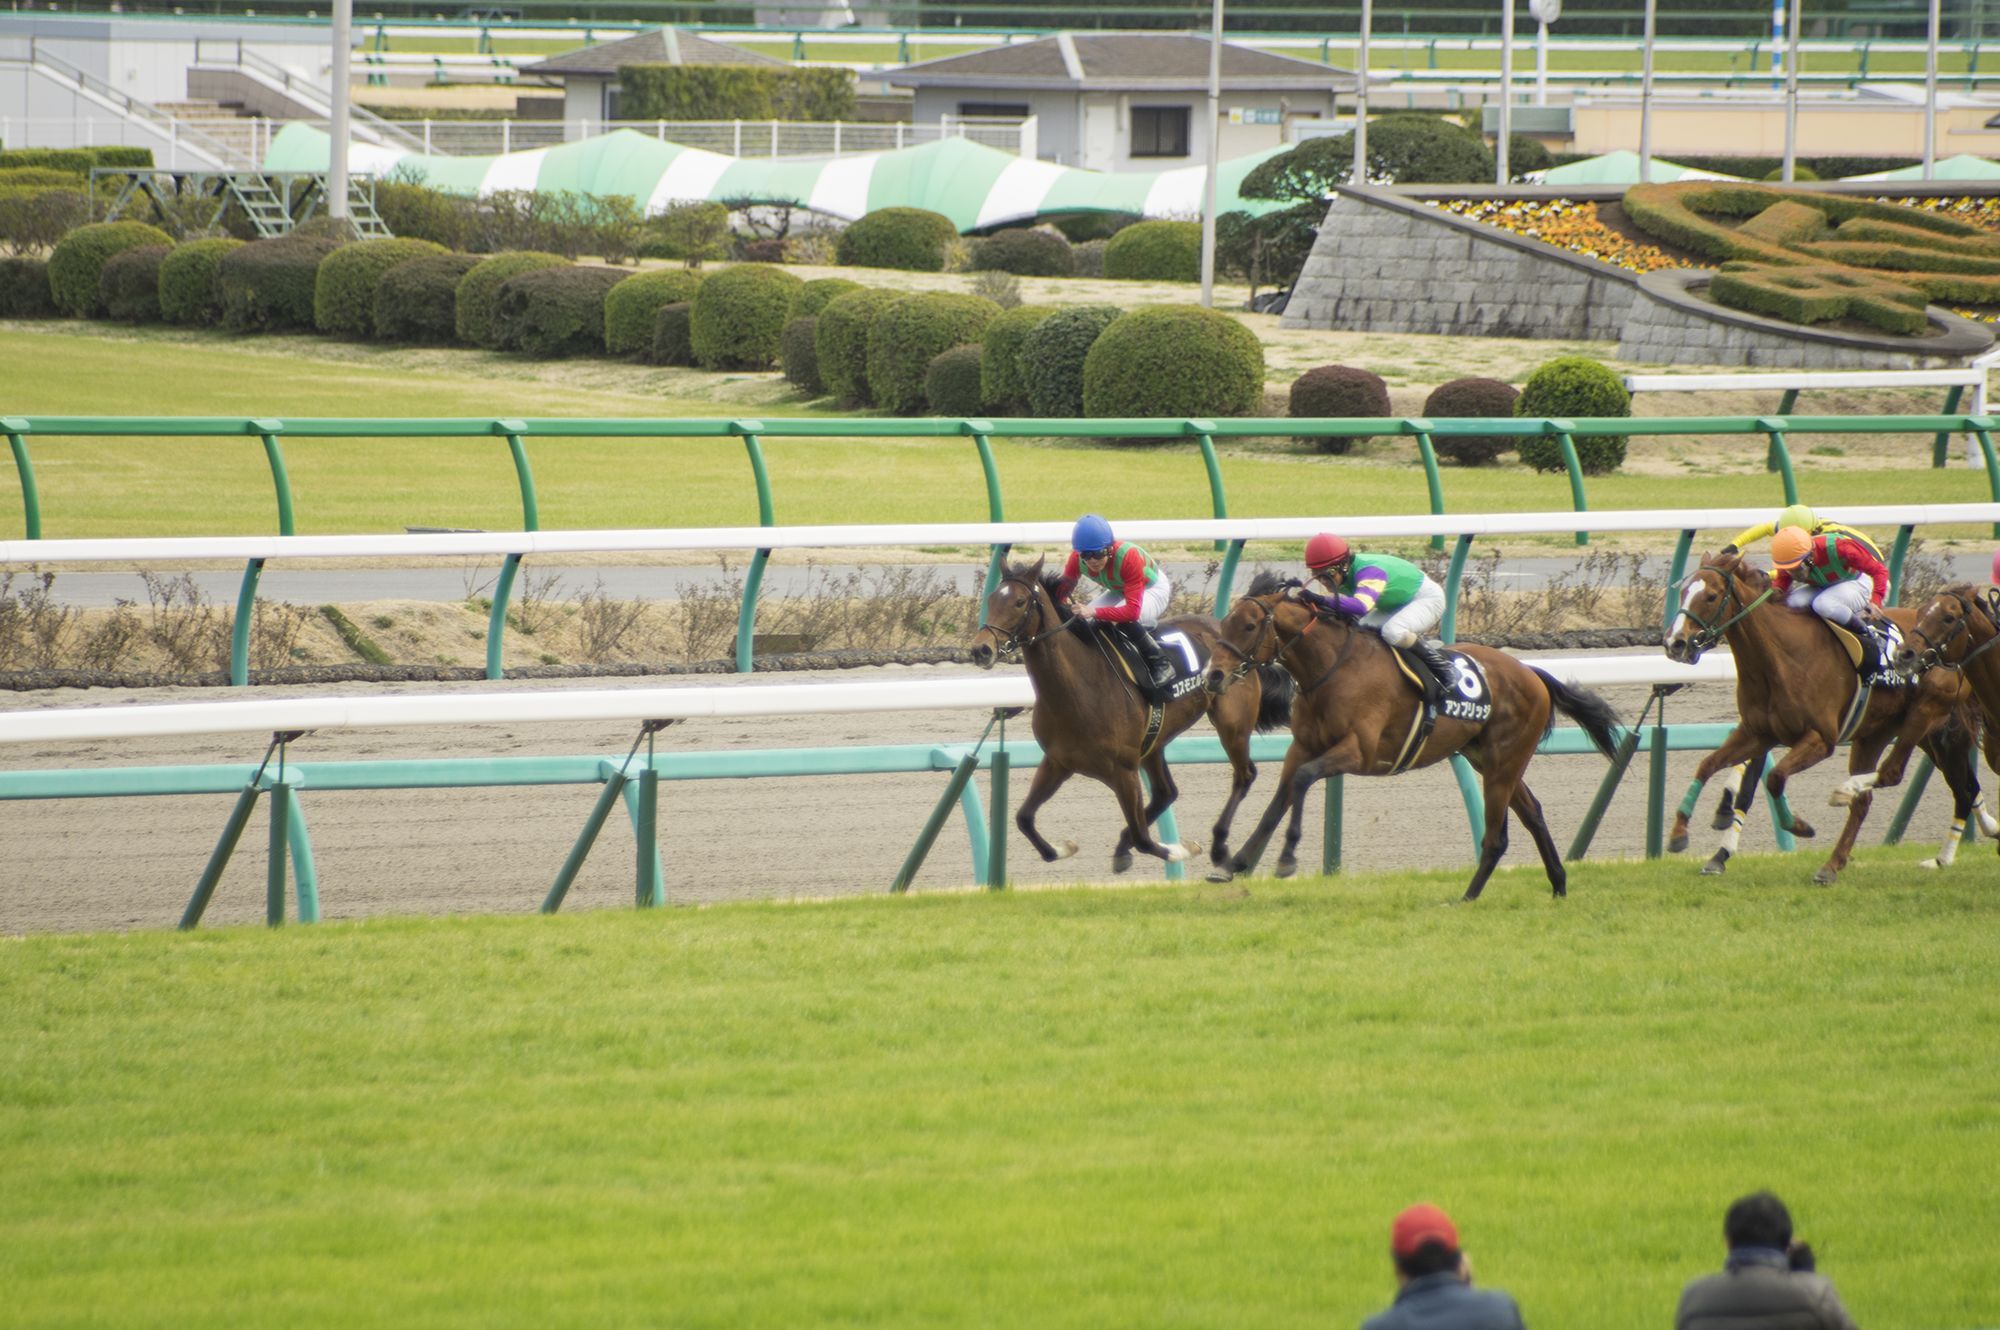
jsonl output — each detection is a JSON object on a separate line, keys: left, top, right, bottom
{"left": 1884, "top": 584, "right": 2000, "bottom": 864}
{"left": 1200, "top": 581, "right": 1623, "bottom": 900}
{"left": 967, "top": 558, "right": 1295, "bottom": 873}
{"left": 1663, "top": 550, "right": 1976, "bottom": 883}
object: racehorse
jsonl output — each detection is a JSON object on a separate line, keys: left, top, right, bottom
{"left": 1884, "top": 584, "right": 2000, "bottom": 863}
{"left": 966, "top": 558, "right": 1296, "bottom": 873}
{"left": 1663, "top": 550, "right": 1977, "bottom": 883}
{"left": 1199, "top": 579, "right": 1623, "bottom": 900}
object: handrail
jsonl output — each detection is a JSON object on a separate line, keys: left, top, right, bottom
{"left": 193, "top": 37, "right": 427, "bottom": 155}
{"left": 13, "top": 40, "right": 251, "bottom": 169}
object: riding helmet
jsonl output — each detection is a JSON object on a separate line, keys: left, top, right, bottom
{"left": 1770, "top": 526, "right": 1813, "bottom": 569}
{"left": 1071, "top": 513, "right": 1114, "bottom": 553}
{"left": 1777, "top": 502, "right": 1817, "bottom": 534}
{"left": 1305, "top": 532, "right": 1350, "bottom": 570}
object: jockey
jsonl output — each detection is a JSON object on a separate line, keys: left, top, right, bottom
{"left": 1769, "top": 525, "right": 1888, "bottom": 630}
{"left": 1296, "top": 533, "right": 1456, "bottom": 690}
{"left": 1726, "top": 502, "right": 1883, "bottom": 562}
{"left": 1054, "top": 513, "right": 1177, "bottom": 688}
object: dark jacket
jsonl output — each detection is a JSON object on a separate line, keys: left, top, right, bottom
{"left": 1675, "top": 1248, "right": 1859, "bottom": 1330}
{"left": 1360, "top": 1271, "right": 1527, "bottom": 1330}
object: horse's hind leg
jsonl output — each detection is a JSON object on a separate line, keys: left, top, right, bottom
{"left": 1509, "top": 780, "right": 1567, "bottom": 898}
{"left": 1015, "top": 758, "right": 1080, "bottom": 863}
{"left": 1114, "top": 765, "right": 1187, "bottom": 865}
{"left": 1671, "top": 728, "right": 1765, "bottom": 854}
{"left": 1764, "top": 733, "right": 1833, "bottom": 841}
{"left": 1461, "top": 773, "right": 1515, "bottom": 902}
{"left": 1114, "top": 752, "right": 1183, "bottom": 874}
{"left": 1712, "top": 763, "right": 1747, "bottom": 831}
{"left": 1207, "top": 698, "right": 1260, "bottom": 868}
{"left": 1701, "top": 750, "right": 1769, "bottom": 876}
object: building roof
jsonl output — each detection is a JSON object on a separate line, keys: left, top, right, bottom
{"left": 524, "top": 27, "right": 787, "bottom": 78}
{"left": 887, "top": 33, "right": 1353, "bottom": 92}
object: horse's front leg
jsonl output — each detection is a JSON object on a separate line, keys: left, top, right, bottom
{"left": 1207, "top": 698, "right": 1260, "bottom": 868}
{"left": 1274, "top": 753, "right": 1344, "bottom": 879}
{"left": 1701, "top": 748, "right": 1771, "bottom": 876}
{"left": 1919, "top": 730, "right": 1981, "bottom": 869}
{"left": 1673, "top": 728, "right": 1765, "bottom": 854}
{"left": 1014, "top": 758, "right": 1079, "bottom": 863}
{"left": 1216, "top": 741, "right": 1322, "bottom": 882}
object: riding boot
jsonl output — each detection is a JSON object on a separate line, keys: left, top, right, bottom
{"left": 1412, "top": 638, "right": 1457, "bottom": 707}
{"left": 1129, "top": 625, "right": 1178, "bottom": 690}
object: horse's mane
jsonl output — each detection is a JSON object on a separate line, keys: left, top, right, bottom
{"left": 1703, "top": 551, "right": 1771, "bottom": 592}
{"left": 1245, "top": 568, "right": 1290, "bottom": 597}
{"left": 1003, "top": 559, "right": 1075, "bottom": 622}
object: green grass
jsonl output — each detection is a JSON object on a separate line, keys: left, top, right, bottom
{"left": 2, "top": 849, "right": 1995, "bottom": 1328}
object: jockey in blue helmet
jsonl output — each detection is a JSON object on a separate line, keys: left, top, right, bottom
{"left": 1051, "top": 513, "right": 1177, "bottom": 688}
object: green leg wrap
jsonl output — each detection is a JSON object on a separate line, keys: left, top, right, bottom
{"left": 1771, "top": 793, "right": 1794, "bottom": 828}
{"left": 1677, "top": 777, "right": 1706, "bottom": 819}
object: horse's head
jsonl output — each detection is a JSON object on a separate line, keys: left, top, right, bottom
{"left": 1204, "top": 573, "right": 1315, "bottom": 695}
{"left": 1665, "top": 550, "right": 1755, "bottom": 665}
{"left": 969, "top": 556, "right": 1056, "bottom": 670}
{"left": 1897, "top": 584, "right": 1989, "bottom": 674}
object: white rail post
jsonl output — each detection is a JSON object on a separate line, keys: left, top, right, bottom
{"left": 1926, "top": 0, "right": 1942, "bottom": 179}
{"left": 1783, "top": 0, "right": 1800, "bottom": 180}
{"left": 1354, "top": 0, "right": 1371, "bottom": 181}
{"left": 330, "top": 0, "right": 351, "bottom": 221}
{"left": 1639, "top": 0, "right": 1657, "bottom": 183}
{"left": 1199, "top": 0, "right": 1223, "bottom": 310}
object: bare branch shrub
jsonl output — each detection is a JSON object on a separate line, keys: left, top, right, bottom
{"left": 75, "top": 597, "right": 143, "bottom": 670}
{"left": 675, "top": 556, "right": 746, "bottom": 662}
{"left": 140, "top": 571, "right": 227, "bottom": 673}
{"left": 249, "top": 600, "right": 312, "bottom": 670}
{"left": 575, "top": 578, "right": 650, "bottom": 662}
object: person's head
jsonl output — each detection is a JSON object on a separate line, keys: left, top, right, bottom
{"left": 1072, "top": 513, "right": 1115, "bottom": 573}
{"left": 1777, "top": 503, "right": 1818, "bottom": 535}
{"left": 1391, "top": 1203, "right": 1462, "bottom": 1282}
{"left": 1724, "top": 1191, "right": 1793, "bottom": 1252}
{"left": 1305, "top": 532, "right": 1352, "bottom": 583}
{"left": 1770, "top": 526, "right": 1813, "bottom": 570}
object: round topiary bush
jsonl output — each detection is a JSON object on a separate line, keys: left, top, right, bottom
{"left": 97, "top": 244, "right": 168, "bottom": 322}
{"left": 835, "top": 207, "right": 957, "bottom": 273}
{"left": 48, "top": 220, "right": 174, "bottom": 316}
{"left": 689, "top": 262, "right": 803, "bottom": 370}
{"left": 373, "top": 179, "right": 471, "bottom": 249}
{"left": 791, "top": 276, "right": 863, "bottom": 319}
{"left": 1072, "top": 239, "right": 1108, "bottom": 279}
{"left": 972, "top": 228, "right": 1074, "bottom": 278}
{"left": 979, "top": 304, "right": 1056, "bottom": 414}
{"left": 1019, "top": 305, "right": 1123, "bottom": 418}
{"left": 1357, "top": 114, "right": 1496, "bottom": 184}
{"left": 1289, "top": 365, "right": 1392, "bottom": 455}
{"left": 815, "top": 287, "right": 907, "bottom": 405}
{"left": 491, "top": 265, "right": 628, "bottom": 357}
{"left": 374, "top": 251, "right": 483, "bottom": 343}
{"left": 1082, "top": 305, "right": 1266, "bottom": 427}
{"left": 1515, "top": 356, "right": 1630, "bottom": 474}
{"left": 864, "top": 292, "right": 1002, "bottom": 415}
{"left": 217, "top": 235, "right": 346, "bottom": 332}
{"left": 603, "top": 268, "right": 705, "bottom": 356}
{"left": 781, "top": 315, "right": 823, "bottom": 395}
{"left": 455, "top": 251, "right": 568, "bottom": 348}
{"left": 315, "top": 237, "right": 446, "bottom": 338}
{"left": 0, "top": 256, "right": 56, "bottom": 318}
{"left": 158, "top": 237, "right": 243, "bottom": 325}
{"left": 1422, "top": 376, "right": 1521, "bottom": 466}
{"left": 924, "top": 343, "right": 986, "bottom": 417}
{"left": 1103, "top": 220, "right": 1202, "bottom": 282}
{"left": 652, "top": 301, "right": 694, "bottom": 366}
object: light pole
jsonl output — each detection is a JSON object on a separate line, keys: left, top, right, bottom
{"left": 1497, "top": 0, "right": 1514, "bottom": 184}
{"left": 1529, "top": 0, "right": 1559, "bottom": 106}
{"left": 1782, "top": 0, "right": 1801, "bottom": 180}
{"left": 1638, "top": 0, "right": 1657, "bottom": 183}
{"left": 1353, "top": 0, "right": 1371, "bottom": 183}
{"left": 329, "top": 0, "right": 352, "bottom": 222}
{"left": 1199, "top": 0, "right": 1223, "bottom": 309}
{"left": 1925, "top": 0, "right": 1941, "bottom": 179}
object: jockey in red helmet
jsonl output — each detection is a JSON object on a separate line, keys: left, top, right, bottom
{"left": 1299, "top": 532, "right": 1457, "bottom": 694}
{"left": 1053, "top": 513, "right": 1177, "bottom": 689}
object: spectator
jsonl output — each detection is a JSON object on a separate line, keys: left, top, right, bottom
{"left": 1675, "top": 1191, "right": 1858, "bottom": 1330}
{"left": 1360, "top": 1203, "right": 1526, "bottom": 1330}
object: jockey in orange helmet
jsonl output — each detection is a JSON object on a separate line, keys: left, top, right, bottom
{"left": 1769, "top": 525, "right": 1889, "bottom": 629}
{"left": 1299, "top": 532, "right": 1457, "bottom": 690}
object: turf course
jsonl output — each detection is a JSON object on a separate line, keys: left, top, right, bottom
{"left": 2, "top": 850, "right": 1994, "bottom": 1328}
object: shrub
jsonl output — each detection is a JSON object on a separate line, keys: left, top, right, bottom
{"left": 1103, "top": 220, "right": 1202, "bottom": 282}
{"left": 689, "top": 262, "right": 803, "bottom": 370}
{"left": 1241, "top": 115, "right": 1495, "bottom": 199}
{"left": 455, "top": 251, "right": 568, "bottom": 347}
{"left": 1763, "top": 165, "right": 1822, "bottom": 181}
{"left": 158, "top": 237, "right": 243, "bottom": 325}
{"left": 0, "top": 167, "right": 86, "bottom": 189}
{"left": 637, "top": 199, "right": 730, "bottom": 266}
{"left": 1287, "top": 365, "right": 1391, "bottom": 454}
{"left": 652, "top": 301, "right": 695, "bottom": 366}
{"left": 781, "top": 315, "right": 823, "bottom": 394}
{"left": 864, "top": 292, "right": 1001, "bottom": 414}
{"left": 1217, "top": 204, "right": 1320, "bottom": 300}
{"left": 491, "top": 264, "right": 627, "bottom": 357}
{"left": 217, "top": 235, "right": 344, "bottom": 332}
{"left": 815, "top": 286, "right": 906, "bottom": 404}
{"left": 1083, "top": 305, "right": 1266, "bottom": 427}
{"left": 603, "top": 268, "right": 705, "bottom": 355}
{"left": 0, "top": 256, "right": 55, "bottom": 318}
{"left": 0, "top": 148, "right": 96, "bottom": 174}
{"left": 969, "top": 270, "right": 1022, "bottom": 309}
{"left": 792, "top": 276, "right": 863, "bottom": 318}
{"left": 617, "top": 64, "right": 855, "bottom": 122}
{"left": 97, "top": 244, "right": 168, "bottom": 322}
{"left": 835, "top": 207, "right": 957, "bottom": 273}
{"left": 1514, "top": 356, "right": 1630, "bottom": 474}
{"left": 47, "top": 221, "right": 173, "bottom": 316}
{"left": 972, "top": 227, "right": 1074, "bottom": 277}
{"left": 373, "top": 179, "right": 473, "bottom": 249}
{"left": 315, "top": 237, "right": 445, "bottom": 337}
{"left": 924, "top": 343, "right": 986, "bottom": 417}
{"left": 979, "top": 304, "right": 1056, "bottom": 413}
{"left": 90, "top": 146, "right": 154, "bottom": 169}
{"left": 373, "top": 251, "right": 483, "bottom": 342}
{"left": 1018, "top": 304, "right": 1122, "bottom": 417}
{"left": 1072, "top": 238, "right": 1107, "bottom": 278}
{"left": 1507, "top": 133, "right": 1553, "bottom": 179}
{"left": 0, "top": 186, "right": 90, "bottom": 256}
{"left": 1422, "top": 377, "right": 1521, "bottom": 466}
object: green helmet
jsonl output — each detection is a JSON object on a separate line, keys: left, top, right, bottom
{"left": 1777, "top": 503, "right": 1817, "bottom": 533}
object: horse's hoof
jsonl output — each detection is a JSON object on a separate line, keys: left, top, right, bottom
{"left": 1054, "top": 841, "right": 1079, "bottom": 861}
{"left": 1274, "top": 855, "right": 1297, "bottom": 879}
{"left": 1811, "top": 866, "right": 1838, "bottom": 886}
{"left": 1205, "top": 867, "right": 1235, "bottom": 884}
{"left": 1790, "top": 819, "right": 1817, "bottom": 839}
{"left": 1918, "top": 858, "right": 1941, "bottom": 870}
{"left": 1668, "top": 834, "right": 1690, "bottom": 854}
{"left": 1828, "top": 789, "right": 1852, "bottom": 807}
{"left": 1700, "top": 849, "right": 1730, "bottom": 876}
{"left": 1111, "top": 851, "right": 1134, "bottom": 874}
{"left": 1711, "top": 809, "right": 1735, "bottom": 831}
{"left": 1163, "top": 843, "right": 1191, "bottom": 864}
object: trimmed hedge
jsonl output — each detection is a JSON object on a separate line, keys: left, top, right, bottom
{"left": 217, "top": 235, "right": 344, "bottom": 332}
{"left": 925, "top": 344, "right": 985, "bottom": 417}
{"left": 971, "top": 228, "right": 1074, "bottom": 278}
{"left": 0, "top": 186, "right": 90, "bottom": 255}
{"left": 792, "top": 276, "right": 863, "bottom": 318}
{"left": 1082, "top": 305, "right": 1265, "bottom": 426}
{"left": 0, "top": 148, "right": 96, "bottom": 174}
{"left": 1103, "top": 220, "right": 1202, "bottom": 282}
{"left": 864, "top": 292, "right": 1001, "bottom": 415}
{"left": 374, "top": 252, "right": 483, "bottom": 342}
{"left": 781, "top": 315, "right": 823, "bottom": 395}
{"left": 1288, "top": 365, "right": 1391, "bottom": 455}
{"left": 0, "top": 166, "right": 87, "bottom": 189}
{"left": 158, "top": 237, "right": 243, "bottom": 325}
{"left": 835, "top": 207, "right": 957, "bottom": 273}
{"left": 689, "top": 263, "right": 802, "bottom": 370}
{"left": 815, "top": 287, "right": 906, "bottom": 404}
{"left": 979, "top": 304, "right": 1056, "bottom": 413}
{"left": 455, "top": 251, "right": 569, "bottom": 347}
{"left": 617, "top": 63, "right": 855, "bottom": 122}
{"left": 315, "top": 237, "right": 446, "bottom": 337}
{"left": 98, "top": 244, "right": 169, "bottom": 322}
{"left": 1514, "top": 357, "right": 1630, "bottom": 474}
{"left": 604, "top": 267, "right": 705, "bottom": 356}
{"left": 373, "top": 179, "right": 472, "bottom": 250}
{"left": 48, "top": 220, "right": 174, "bottom": 316}
{"left": 1710, "top": 262, "right": 1928, "bottom": 337}
{"left": 1019, "top": 305, "right": 1123, "bottom": 418}
{"left": 1072, "top": 238, "right": 1107, "bottom": 278}
{"left": 1422, "top": 377, "right": 1521, "bottom": 466}
{"left": 491, "top": 264, "right": 628, "bottom": 357}
{"left": 0, "top": 256, "right": 55, "bottom": 318}
{"left": 652, "top": 301, "right": 695, "bottom": 366}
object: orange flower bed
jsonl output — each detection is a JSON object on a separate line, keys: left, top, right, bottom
{"left": 1427, "top": 198, "right": 1681, "bottom": 273}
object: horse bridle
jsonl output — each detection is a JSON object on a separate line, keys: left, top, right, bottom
{"left": 1679, "top": 563, "right": 1775, "bottom": 653}
{"left": 1210, "top": 591, "right": 1357, "bottom": 695}
{"left": 1909, "top": 586, "right": 2000, "bottom": 672}
{"left": 980, "top": 573, "right": 1076, "bottom": 659}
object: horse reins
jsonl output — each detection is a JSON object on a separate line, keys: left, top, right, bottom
{"left": 1681, "top": 564, "right": 1775, "bottom": 652}
{"left": 1910, "top": 587, "right": 2000, "bottom": 672}
{"left": 981, "top": 573, "right": 1075, "bottom": 659}
{"left": 1209, "top": 593, "right": 1357, "bottom": 696}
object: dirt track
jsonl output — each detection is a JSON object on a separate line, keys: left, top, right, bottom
{"left": 0, "top": 657, "right": 1974, "bottom": 934}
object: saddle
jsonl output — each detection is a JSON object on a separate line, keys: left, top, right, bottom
{"left": 1383, "top": 645, "right": 1492, "bottom": 776}
{"left": 1825, "top": 617, "right": 1906, "bottom": 689}
{"left": 1085, "top": 622, "right": 1207, "bottom": 707}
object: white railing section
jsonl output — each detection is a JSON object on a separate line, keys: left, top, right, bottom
{"left": 382, "top": 116, "right": 1028, "bottom": 160}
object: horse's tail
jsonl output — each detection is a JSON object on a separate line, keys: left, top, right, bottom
{"left": 1529, "top": 666, "right": 1623, "bottom": 760}
{"left": 1253, "top": 662, "right": 1296, "bottom": 732}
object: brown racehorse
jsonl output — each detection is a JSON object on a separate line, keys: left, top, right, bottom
{"left": 967, "top": 558, "right": 1295, "bottom": 873}
{"left": 1884, "top": 584, "right": 2000, "bottom": 863}
{"left": 1200, "top": 579, "right": 1623, "bottom": 900}
{"left": 1662, "top": 550, "right": 1976, "bottom": 883}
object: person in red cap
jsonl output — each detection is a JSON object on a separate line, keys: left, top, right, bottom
{"left": 1361, "top": 1203, "right": 1525, "bottom": 1330}
{"left": 1298, "top": 532, "right": 1456, "bottom": 700}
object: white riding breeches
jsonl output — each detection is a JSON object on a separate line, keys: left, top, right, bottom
{"left": 1360, "top": 576, "right": 1447, "bottom": 648}
{"left": 1088, "top": 575, "right": 1172, "bottom": 627}
{"left": 1785, "top": 575, "right": 1870, "bottom": 626}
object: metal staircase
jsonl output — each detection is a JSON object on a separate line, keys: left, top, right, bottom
{"left": 100, "top": 169, "right": 395, "bottom": 239}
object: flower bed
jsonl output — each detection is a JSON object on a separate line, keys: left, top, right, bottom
{"left": 1426, "top": 199, "right": 1680, "bottom": 273}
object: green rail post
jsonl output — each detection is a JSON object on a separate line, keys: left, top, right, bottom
{"left": 1322, "top": 774, "right": 1343, "bottom": 873}
{"left": 954, "top": 770, "right": 990, "bottom": 884}
{"left": 1645, "top": 722, "right": 1668, "bottom": 859}
{"left": 618, "top": 773, "right": 667, "bottom": 899}
{"left": 1214, "top": 538, "right": 1246, "bottom": 617}
{"left": 635, "top": 766, "right": 662, "bottom": 907}
{"left": 1973, "top": 424, "right": 2000, "bottom": 537}
{"left": 253, "top": 419, "right": 295, "bottom": 536}
{"left": 988, "top": 746, "right": 1009, "bottom": 890}
{"left": 892, "top": 752, "right": 979, "bottom": 893}
{"left": 497, "top": 419, "right": 539, "bottom": 531}
{"left": 735, "top": 424, "right": 774, "bottom": 675}
{"left": 1411, "top": 423, "right": 1446, "bottom": 551}
{"left": 1776, "top": 388, "right": 1800, "bottom": 416}
{"left": 543, "top": 766, "right": 632, "bottom": 913}
{"left": 1664, "top": 529, "right": 1697, "bottom": 636}
{"left": 1451, "top": 754, "right": 1484, "bottom": 849}
{"left": 288, "top": 796, "right": 319, "bottom": 924}
{"left": 486, "top": 552, "right": 521, "bottom": 680}
{"left": 229, "top": 557, "right": 265, "bottom": 686}
{"left": 1439, "top": 533, "right": 1474, "bottom": 644}
{"left": 1550, "top": 422, "right": 1588, "bottom": 545}
{"left": 4, "top": 419, "right": 39, "bottom": 540}
{"left": 1886, "top": 523, "right": 1916, "bottom": 606}
{"left": 1760, "top": 418, "right": 1799, "bottom": 506}
{"left": 966, "top": 423, "right": 1009, "bottom": 599}
{"left": 267, "top": 780, "right": 291, "bottom": 926}
{"left": 1883, "top": 755, "right": 1935, "bottom": 845}
{"left": 1191, "top": 422, "right": 1228, "bottom": 552}
{"left": 181, "top": 783, "right": 261, "bottom": 929}
{"left": 1932, "top": 385, "right": 1964, "bottom": 467}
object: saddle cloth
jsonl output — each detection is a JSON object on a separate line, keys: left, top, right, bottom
{"left": 1093, "top": 622, "right": 1209, "bottom": 704}
{"left": 1389, "top": 644, "right": 1493, "bottom": 724}
{"left": 1827, "top": 618, "right": 1907, "bottom": 688}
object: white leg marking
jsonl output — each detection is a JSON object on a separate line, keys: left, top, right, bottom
{"left": 1054, "top": 840, "right": 1078, "bottom": 860}
{"left": 1976, "top": 802, "right": 1999, "bottom": 838}
{"left": 1164, "top": 842, "right": 1190, "bottom": 863}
